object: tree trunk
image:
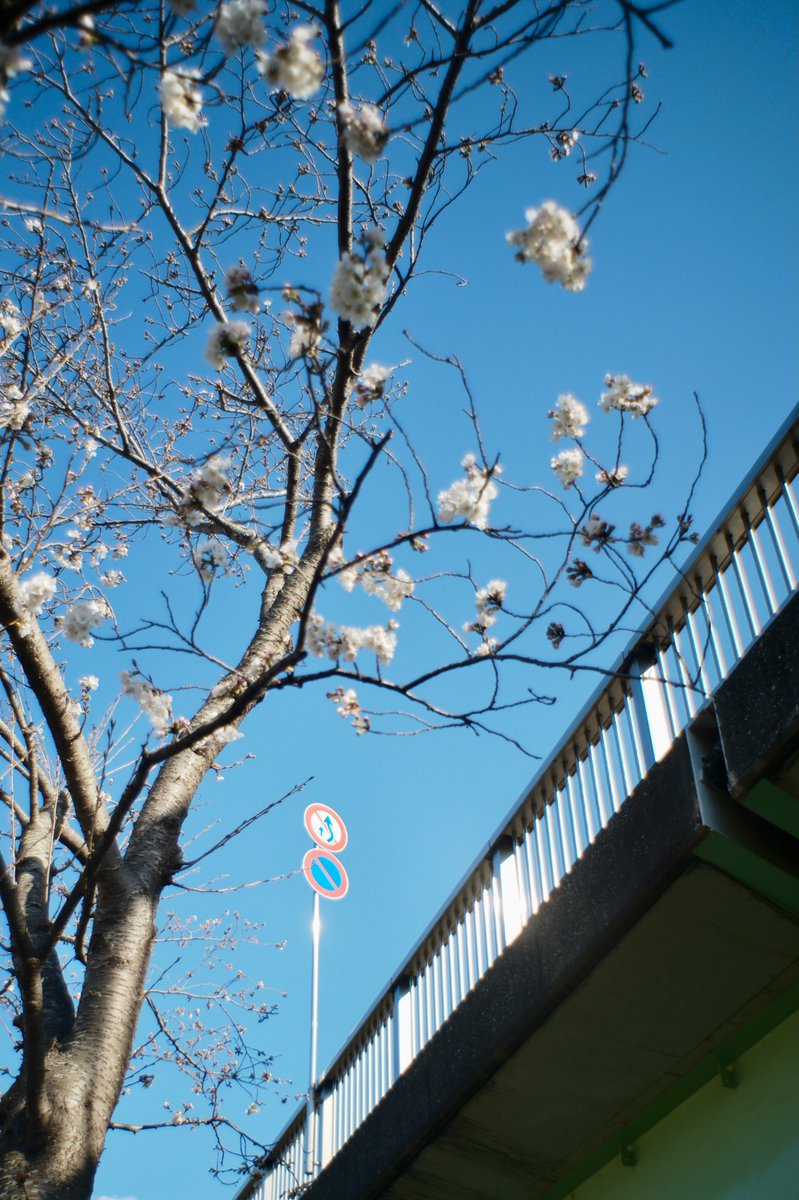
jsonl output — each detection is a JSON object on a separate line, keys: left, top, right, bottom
{"left": 0, "top": 1031, "right": 129, "bottom": 1199}
{"left": 0, "top": 877, "right": 160, "bottom": 1200}
{"left": 0, "top": 1097, "right": 104, "bottom": 1200}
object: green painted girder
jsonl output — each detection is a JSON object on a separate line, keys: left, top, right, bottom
{"left": 536, "top": 985, "right": 799, "bottom": 1200}
{"left": 742, "top": 778, "right": 799, "bottom": 841}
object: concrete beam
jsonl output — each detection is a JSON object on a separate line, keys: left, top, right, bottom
{"left": 714, "top": 590, "right": 799, "bottom": 798}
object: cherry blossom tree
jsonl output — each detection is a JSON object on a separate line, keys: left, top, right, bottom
{"left": 0, "top": 1, "right": 700, "bottom": 1196}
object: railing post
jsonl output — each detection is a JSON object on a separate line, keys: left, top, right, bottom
{"left": 391, "top": 974, "right": 412, "bottom": 1080}
{"left": 304, "top": 1086, "right": 319, "bottom": 1180}
{"left": 316, "top": 1081, "right": 331, "bottom": 1171}
{"left": 625, "top": 645, "right": 657, "bottom": 774}
{"left": 491, "top": 836, "right": 516, "bottom": 953}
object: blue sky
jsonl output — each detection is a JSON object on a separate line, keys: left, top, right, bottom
{"left": 78, "top": 1, "right": 798, "bottom": 1196}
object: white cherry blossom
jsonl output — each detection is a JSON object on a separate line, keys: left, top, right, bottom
{"left": 215, "top": 0, "right": 266, "bottom": 55}
{"left": 0, "top": 299, "right": 23, "bottom": 344}
{"left": 120, "top": 672, "right": 173, "bottom": 738}
{"left": 169, "top": 456, "right": 231, "bottom": 528}
{"left": 354, "top": 363, "right": 391, "bottom": 408}
{"left": 333, "top": 687, "right": 359, "bottom": 716}
{"left": 464, "top": 579, "right": 507, "bottom": 635}
{"left": 507, "top": 201, "right": 591, "bottom": 291}
{"left": 599, "top": 374, "right": 658, "bottom": 418}
{"left": 191, "top": 458, "right": 231, "bottom": 512}
{"left": 437, "top": 453, "right": 500, "bottom": 530}
{"left": 338, "top": 551, "right": 414, "bottom": 611}
{"left": 58, "top": 599, "right": 109, "bottom": 648}
{"left": 193, "top": 539, "right": 228, "bottom": 582}
{"left": 329, "top": 227, "right": 388, "bottom": 329}
{"left": 257, "top": 25, "right": 323, "bottom": 100}
{"left": 100, "top": 570, "right": 125, "bottom": 588}
{"left": 551, "top": 448, "right": 584, "bottom": 488}
{"left": 475, "top": 637, "right": 499, "bottom": 657}
{"left": 159, "top": 69, "right": 205, "bottom": 132}
{"left": 17, "top": 571, "right": 56, "bottom": 635}
{"left": 548, "top": 393, "right": 588, "bottom": 441}
{"left": 261, "top": 540, "right": 298, "bottom": 574}
{"left": 627, "top": 522, "right": 659, "bottom": 557}
{"left": 0, "top": 385, "right": 29, "bottom": 430}
{"left": 305, "top": 613, "right": 397, "bottom": 665}
{"left": 284, "top": 310, "right": 323, "bottom": 359}
{"left": 338, "top": 102, "right": 389, "bottom": 163}
{"left": 225, "top": 266, "right": 260, "bottom": 313}
{"left": 596, "top": 465, "right": 629, "bottom": 487}
{"left": 205, "top": 320, "right": 250, "bottom": 368}
{"left": 0, "top": 42, "right": 32, "bottom": 122}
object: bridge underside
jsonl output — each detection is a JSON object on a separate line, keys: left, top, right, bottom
{"left": 376, "top": 862, "right": 797, "bottom": 1200}
{"left": 303, "top": 594, "right": 799, "bottom": 1200}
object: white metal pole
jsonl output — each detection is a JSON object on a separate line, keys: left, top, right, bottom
{"left": 305, "top": 889, "right": 321, "bottom": 1177}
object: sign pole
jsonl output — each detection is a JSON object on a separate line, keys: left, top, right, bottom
{"left": 301, "top": 801, "right": 349, "bottom": 1180}
{"left": 305, "top": 888, "right": 321, "bottom": 1176}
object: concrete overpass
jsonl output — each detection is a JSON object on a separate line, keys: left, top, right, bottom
{"left": 237, "top": 414, "right": 799, "bottom": 1200}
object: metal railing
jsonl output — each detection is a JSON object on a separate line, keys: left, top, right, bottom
{"left": 241, "top": 413, "right": 799, "bottom": 1200}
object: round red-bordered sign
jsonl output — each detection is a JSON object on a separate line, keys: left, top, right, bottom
{"left": 304, "top": 803, "right": 349, "bottom": 854}
{"left": 302, "top": 847, "right": 349, "bottom": 901}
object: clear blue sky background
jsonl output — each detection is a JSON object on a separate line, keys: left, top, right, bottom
{"left": 91, "top": 1, "right": 798, "bottom": 1196}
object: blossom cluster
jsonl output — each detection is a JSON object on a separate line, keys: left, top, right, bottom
{"left": 580, "top": 513, "right": 616, "bottom": 551}
{"left": 507, "top": 202, "right": 591, "bottom": 291}
{"left": 17, "top": 571, "right": 56, "bottom": 636}
{"left": 57, "top": 599, "right": 109, "bottom": 648}
{"left": 567, "top": 559, "right": 593, "bottom": 587}
{"left": 120, "top": 671, "right": 173, "bottom": 738}
{"left": 0, "top": 384, "right": 30, "bottom": 431}
{"left": 159, "top": 69, "right": 205, "bottom": 132}
{"left": 464, "top": 579, "right": 507, "bottom": 645}
{"left": 305, "top": 613, "right": 397, "bottom": 665}
{"left": 437, "top": 453, "right": 500, "bottom": 530}
{"left": 169, "top": 457, "right": 231, "bottom": 528}
{"left": 599, "top": 373, "right": 658, "bottom": 418}
{"left": 215, "top": 0, "right": 266, "bottom": 56}
{"left": 551, "top": 447, "right": 584, "bottom": 488}
{"left": 329, "top": 226, "right": 389, "bottom": 329}
{"left": 0, "top": 299, "right": 23, "bottom": 343}
{"left": 546, "top": 374, "right": 655, "bottom": 487}
{"left": 596, "top": 465, "right": 629, "bottom": 487}
{"left": 550, "top": 128, "right": 580, "bottom": 160}
{"left": 0, "top": 42, "right": 31, "bottom": 123}
{"left": 338, "top": 102, "right": 389, "bottom": 163}
{"left": 205, "top": 320, "right": 250, "bottom": 368}
{"left": 261, "top": 539, "right": 298, "bottom": 574}
{"left": 627, "top": 514, "right": 665, "bottom": 557}
{"left": 193, "top": 538, "right": 228, "bottom": 583}
{"left": 101, "top": 569, "right": 125, "bottom": 588}
{"left": 284, "top": 306, "right": 325, "bottom": 359}
{"left": 336, "top": 549, "right": 414, "bottom": 612}
{"left": 353, "top": 363, "right": 391, "bottom": 408}
{"left": 548, "top": 393, "right": 588, "bottom": 441}
{"left": 225, "top": 266, "right": 260, "bottom": 313}
{"left": 326, "top": 686, "right": 370, "bottom": 734}
{"left": 258, "top": 25, "right": 323, "bottom": 100}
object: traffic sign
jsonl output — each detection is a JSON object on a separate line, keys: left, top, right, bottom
{"left": 302, "top": 848, "right": 349, "bottom": 901}
{"left": 304, "top": 803, "right": 348, "bottom": 854}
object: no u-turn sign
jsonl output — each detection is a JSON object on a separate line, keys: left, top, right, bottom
{"left": 302, "top": 803, "right": 349, "bottom": 900}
